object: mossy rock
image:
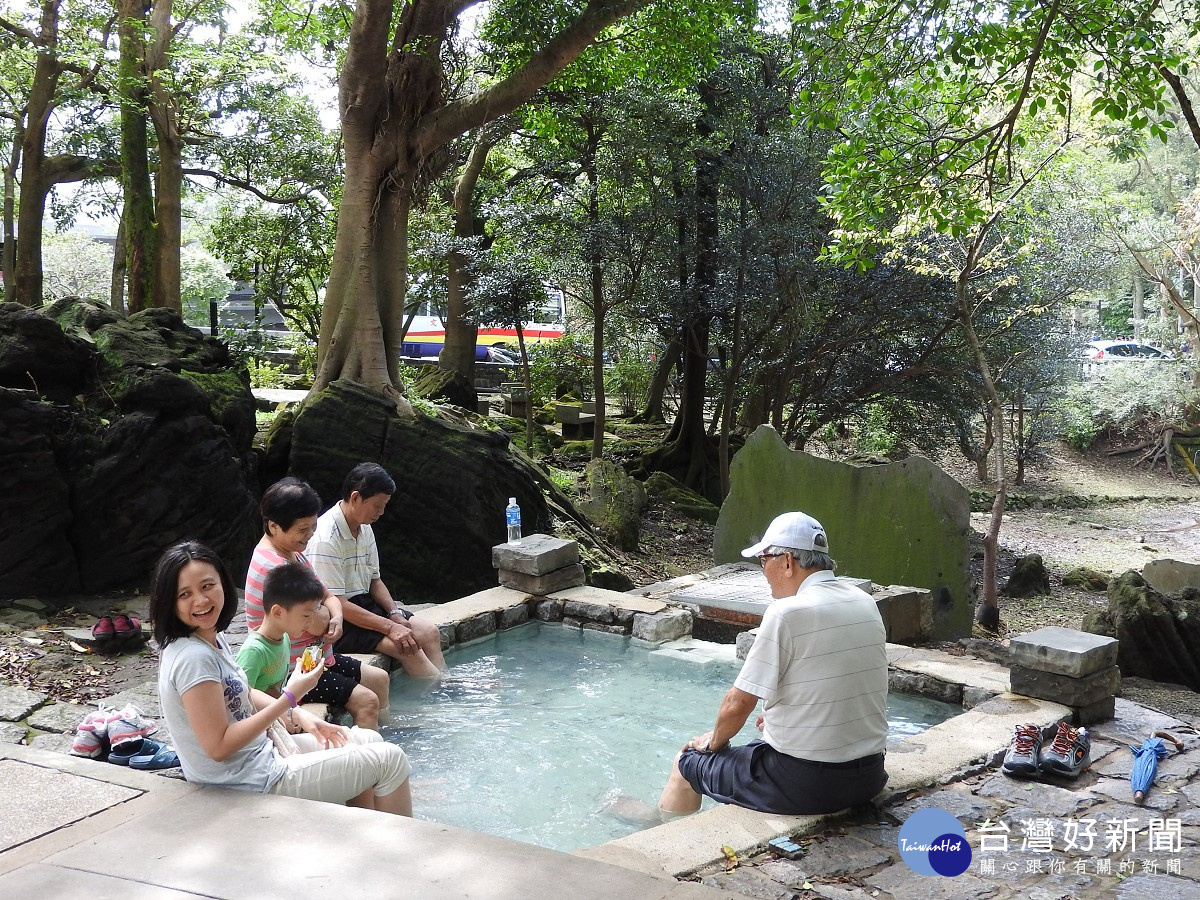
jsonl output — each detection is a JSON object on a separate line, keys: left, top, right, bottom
{"left": 491, "top": 414, "right": 562, "bottom": 456}
{"left": 1002, "top": 554, "right": 1051, "bottom": 598}
{"left": 0, "top": 301, "right": 95, "bottom": 401}
{"left": 577, "top": 459, "right": 647, "bottom": 551}
{"left": 1063, "top": 566, "right": 1110, "bottom": 592}
{"left": 1083, "top": 570, "right": 1200, "bottom": 691}
{"left": 411, "top": 367, "right": 476, "bottom": 409}
{"left": 559, "top": 440, "right": 593, "bottom": 459}
{"left": 179, "top": 369, "right": 256, "bottom": 454}
{"left": 645, "top": 471, "right": 720, "bottom": 525}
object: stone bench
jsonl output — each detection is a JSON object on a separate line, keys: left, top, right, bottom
{"left": 500, "top": 382, "right": 528, "bottom": 417}
{"left": 554, "top": 403, "right": 595, "bottom": 440}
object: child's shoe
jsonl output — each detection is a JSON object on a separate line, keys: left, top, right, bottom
{"left": 108, "top": 704, "right": 159, "bottom": 749}
{"left": 1001, "top": 723, "right": 1043, "bottom": 777}
{"left": 1039, "top": 722, "right": 1091, "bottom": 778}
{"left": 71, "top": 727, "right": 106, "bottom": 759}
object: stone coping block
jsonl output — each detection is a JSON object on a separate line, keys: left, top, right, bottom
{"left": 1071, "top": 695, "right": 1117, "bottom": 726}
{"left": 545, "top": 585, "right": 667, "bottom": 616}
{"left": 886, "top": 644, "right": 1011, "bottom": 695}
{"left": 414, "top": 587, "right": 529, "bottom": 626}
{"left": 1009, "top": 626, "right": 1119, "bottom": 679}
{"left": 491, "top": 534, "right": 580, "bottom": 576}
{"left": 1009, "top": 664, "right": 1120, "bottom": 707}
{"left": 499, "top": 564, "right": 586, "bottom": 596}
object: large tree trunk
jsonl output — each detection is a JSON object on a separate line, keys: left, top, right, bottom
{"left": 12, "top": 0, "right": 63, "bottom": 307}
{"left": 147, "top": 0, "right": 181, "bottom": 313}
{"left": 442, "top": 134, "right": 495, "bottom": 378}
{"left": 3, "top": 122, "right": 20, "bottom": 304}
{"left": 118, "top": 0, "right": 157, "bottom": 313}
{"left": 312, "top": 0, "right": 651, "bottom": 404}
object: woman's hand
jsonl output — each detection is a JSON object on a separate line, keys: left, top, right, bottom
{"left": 285, "top": 655, "right": 324, "bottom": 700}
{"left": 295, "top": 709, "right": 349, "bottom": 749}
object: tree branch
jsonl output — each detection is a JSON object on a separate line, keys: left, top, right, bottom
{"left": 1158, "top": 65, "right": 1200, "bottom": 152}
{"left": 181, "top": 167, "right": 313, "bottom": 204}
{"left": 415, "top": 0, "right": 650, "bottom": 155}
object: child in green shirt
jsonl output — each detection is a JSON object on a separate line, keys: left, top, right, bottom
{"left": 237, "top": 563, "right": 323, "bottom": 696}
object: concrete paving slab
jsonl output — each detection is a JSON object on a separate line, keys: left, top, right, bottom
{"left": 39, "top": 786, "right": 728, "bottom": 899}
{"left": 0, "top": 862, "right": 198, "bottom": 898}
{"left": 0, "top": 759, "right": 141, "bottom": 851}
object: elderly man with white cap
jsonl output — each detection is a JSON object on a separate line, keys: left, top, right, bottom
{"left": 658, "top": 511, "right": 889, "bottom": 816}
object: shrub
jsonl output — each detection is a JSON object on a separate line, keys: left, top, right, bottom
{"left": 1058, "top": 361, "right": 1200, "bottom": 444}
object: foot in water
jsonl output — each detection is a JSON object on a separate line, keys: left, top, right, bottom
{"left": 601, "top": 793, "right": 663, "bottom": 827}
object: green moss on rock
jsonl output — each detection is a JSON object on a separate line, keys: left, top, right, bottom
{"left": 645, "top": 471, "right": 719, "bottom": 524}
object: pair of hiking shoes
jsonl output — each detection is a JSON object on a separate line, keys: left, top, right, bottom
{"left": 1002, "top": 721, "right": 1091, "bottom": 779}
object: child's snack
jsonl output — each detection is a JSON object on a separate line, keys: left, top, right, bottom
{"left": 301, "top": 645, "right": 321, "bottom": 673}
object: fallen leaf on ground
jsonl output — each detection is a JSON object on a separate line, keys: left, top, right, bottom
{"left": 69, "top": 641, "right": 89, "bottom": 653}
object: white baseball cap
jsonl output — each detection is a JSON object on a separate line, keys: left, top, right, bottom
{"left": 740, "top": 511, "right": 830, "bottom": 557}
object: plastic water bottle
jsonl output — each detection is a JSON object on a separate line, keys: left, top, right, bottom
{"left": 506, "top": 497, "right": 522, "bottom": 544}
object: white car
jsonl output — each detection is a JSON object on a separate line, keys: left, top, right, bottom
{"left": 1084, "top": 340, "right": 1173, "bottom": 361}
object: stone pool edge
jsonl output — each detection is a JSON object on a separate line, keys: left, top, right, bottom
{"left": 399, "top": 585, "right": 1072, "bottom": 881}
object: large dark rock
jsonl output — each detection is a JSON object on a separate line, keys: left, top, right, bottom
{"left": 0, "top": 302, "right": 95, "bottom": 401}
{"left": 70, "top": 412, "right": 257, "bottom": 590}
{"left": 1082, "top": 571, "right": 1200, "bottom": 691}
{"left": 286, "top": 380, "right": 552, "bottom": 602}
{"left": 0, "top": 389, "right": 85, "bottom": 594}
{"left": 0, "top": 301, "right": 258, "bottom": 599}
{"left": 1002, "top": 553, "right": 1051, "bottom": 597}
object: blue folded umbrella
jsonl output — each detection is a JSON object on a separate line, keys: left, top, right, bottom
{"left": 1130, "top": 737, "right": 1171, "bottom": 803}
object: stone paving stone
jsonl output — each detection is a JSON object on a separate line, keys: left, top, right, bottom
{"left": 0, "top": 722, "right": 27, "bottom": 744}
{"left": 28, "top": 731, "right": 73, "bottom": 754}
{"left": 1114, "top": 872, "right": 1200, "bottom": 898}
{"left": 699, "top": 870, "right": 799, "bottom": 899}
{"left": 865, "top": 861, "right": 1006, "bottom": 899}
{"left": 757, "top": 836, "right": 892, "bottom": 881}
{"left": 1018, "top": 870, "right": 1104, "bottom": 899}
{"left": 0, "top": 759, "right": 140, "bottom": 851}
{"left": 969, "top": 847, "right": 1071, "bottom": 892}
{"left": 1089, "top": 700, "right": 1188, "bottom": 746}
{"left": 0, "top": 684, "right": 47, "bottom": 721}
{"left": 890, "top": 787, "right": 1005, "bottom": 828}
{"left": 1091, "top": 775, "right": 1182, "bottom": 811}
{"left": 975, "top": 773, "right": 1105, "bottom": 818}
{"left": 26, "top": 701, "right": 92, "bottom": 734}
{"left": 806, "top": 884, "right": 877, "bottom": 900}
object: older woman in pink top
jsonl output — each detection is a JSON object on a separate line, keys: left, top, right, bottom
{"left": 245, "top": 477, "right": 390, "bottom": 729}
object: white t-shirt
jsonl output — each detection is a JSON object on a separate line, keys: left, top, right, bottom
{"left": 735, "top": 569, "right": 888, "bottom": 763}
{"left": 308, "top": 502, "right": 379, "bottom": 598}
{"left": 159, "top": 634, "right": 285, "bottom": 791}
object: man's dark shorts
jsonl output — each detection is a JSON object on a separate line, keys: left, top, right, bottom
{"left": 334, "top": 595, "right": 413, "bottom": 655}
{"left": 303, "top": 654, "right": 363, "bottom": 707}
{"left": 678, "top": 740, "right": 887, "bottom": 815}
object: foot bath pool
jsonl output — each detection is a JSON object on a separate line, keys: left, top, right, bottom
{"left": 384, "top": 621, "right": 959, "bottom": 852}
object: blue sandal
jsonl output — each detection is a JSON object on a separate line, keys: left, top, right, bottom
{"left": 129, "top": 744, "right": 179, "bottom": 770}
{"left": 108, "top": 737, "right": 159, "bottom": 766}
